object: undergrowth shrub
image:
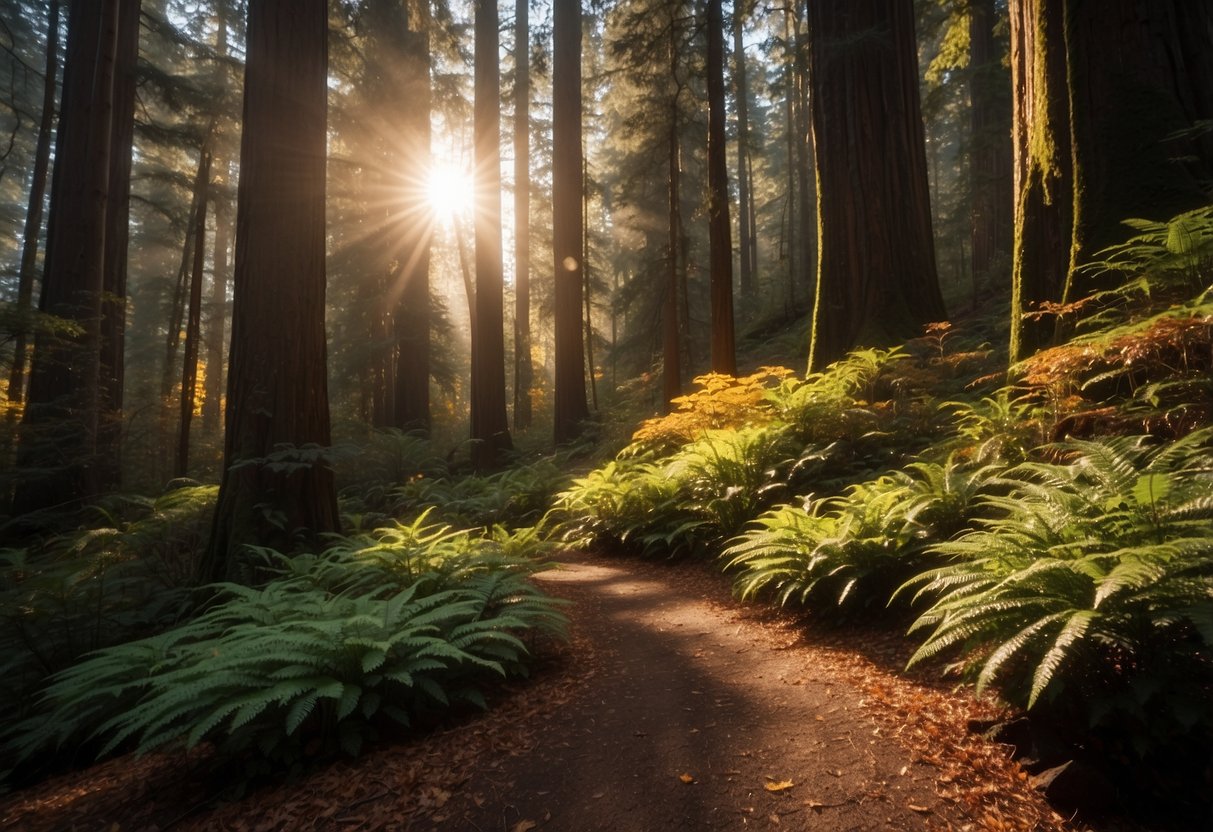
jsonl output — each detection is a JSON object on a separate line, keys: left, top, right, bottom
{"left": 9, "top": 517, "right": 566, "bottom": 772}
{"left": 903, "top": 431, "right": 1213, "bottom": 763}
{"left": 392, "top": 458, "right": 567, "bottom": 529}
{"left": 724, "top": 457, "right": 1002, "bottom": 617}
{"left": 0, "top": 486, "right": 216, "bottom": 731}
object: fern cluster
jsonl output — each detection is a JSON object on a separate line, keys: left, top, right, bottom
{"left": 724, "top": 457, "right": 1000, "bottom": 614}
{"left": 9, "top": 521, "right": 566, "bottom": 767}
{"left": 903, "top": 431, "right": 1213, "bottom": 744}
{"left": 0, "top": 486, "right": 216, "bottom": 732}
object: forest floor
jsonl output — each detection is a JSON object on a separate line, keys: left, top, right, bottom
{"left": 3, "top": 552, "right": 1091, "bottom": 832}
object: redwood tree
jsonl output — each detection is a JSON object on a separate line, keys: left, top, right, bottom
{"left": 1009, "top": 0, "right": 1213, "bottom": 359}
{"left": 706, "top": 0, "right": 736, "bottom": 375}
{"left": 552, "top": 0, "right": 588, "bottom": 443}
{"left": 512, "top": 0, "right": 533, "bottom": 432}
{"left": 204, "top": 0, "right": 339, "bottom": 580}
{"left": 470, "top": 0, "right": 513, "bottom": 466}
{"left": 806, "top": 0, "right": 945, "bottom": 370}
{"left": 15, "top": 0, "right": 124, "bottom": 514}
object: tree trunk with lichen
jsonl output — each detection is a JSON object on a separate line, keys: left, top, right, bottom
{"left": 1009, "top": 0, "right": 1213, "bottom": 360}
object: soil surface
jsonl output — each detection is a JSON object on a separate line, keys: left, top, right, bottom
{"left": 1, "top": 551, "right": 1073, "bottom": 832}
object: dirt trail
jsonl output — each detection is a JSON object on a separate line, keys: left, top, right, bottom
{"left": 0, "top": 552, "right": 1068, "bottom": 832}
{"left": 448, "top": 553, "right": 1063, "bottom": 832}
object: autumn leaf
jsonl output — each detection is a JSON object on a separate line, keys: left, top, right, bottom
{"left": 510, "top": 820, "right": 538, "bottom": 832}
{"left": 679, "top": 773, "right": 696, "bottom": 784}
{"left": 908, "top": 804, "right": 931, "bottom": 813}
{"left": 764, "top": 779, "right": 794, "bottom": 792}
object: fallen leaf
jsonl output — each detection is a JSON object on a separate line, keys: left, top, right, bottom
{"left": 679, "top": 773, "right": 695, "bottom": 784}
{"left": 510, "top": 821, "right": 537, "bottom": 832}
{"left": 908, "top": 804, "right": 931, "bottom": 814}
{"left": 764, "top": 779, "right": 794, "bottom": 792}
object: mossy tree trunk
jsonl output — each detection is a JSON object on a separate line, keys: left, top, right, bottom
{"left": 806, "top": 0, "right": 945, "bottom": 371}
{"left": 204, "top": 0, "right": 339, "bottom": 581}
{"left": 1010, "top": 0, "right": 1213, "bottom": 361}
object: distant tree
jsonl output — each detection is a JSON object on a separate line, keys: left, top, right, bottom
{"left": 705, "top": 0, "right": 736, "bottom": 375}
{"left": 97, "top": 0, "right": 142, "bottom": 488}
{"left": 806, "top": 0, "right": 945, "bottom": 370}
{"left": 8, "top": 0, "right": 60, "bottom": 406}
{"left": 470, "top": 0, "right": 512, "bottom": 467}
{"left": 1009, "top": 0, "right": 1213, "bottom": 359}
{"left": 967, "top": 0, "right": 1011, "bottom": 294}
{"left": 732, "top": 0, "right": 756, "bottom": 305}
{"left": 552, "top": 0, "right": 588, "bottom": 444}
{"left": 512, "top": 0, "right": 533, "bottom": 432}
{"left": 204, "top": 0, "right": 339, "bottom": 581}
{"left": 388, "top": 0, "right": 432, "bottom": 432}
{"left": 177, "top": 148, "right": 210, "bottom": 477}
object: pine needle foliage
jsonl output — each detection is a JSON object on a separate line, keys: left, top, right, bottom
{"left": 9, "top": 520, "right": 567, "bottom": 766}
{"left": 903, "top": 431, "right": 1213, "bottom": 742}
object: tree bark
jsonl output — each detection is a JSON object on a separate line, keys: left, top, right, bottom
{"left": 204, "top": 0, "right": 339, "bottom": 580}
{"left": 470, "top": 0, "right": 513, "bottom": 466}
{"left": 8, "top": 0, "right": 60, "bottom": 405}
{"left": 706, "top": 0, "right": 736, "bottom": 375}
{"left": 512, "top": 0, "right": 533, "bottom": 431}
{"left": 806, "top": 0, "right": 945, "bottom": 370}
{"left": 177, "top": 150, "right": 210, "bottom": 477}
{"left": 15, "top": 0, "right": 121, "bottom": 514}
{"left": 552, "top": 0, "right": 588, "bottom": 444}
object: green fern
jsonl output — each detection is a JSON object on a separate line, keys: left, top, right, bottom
{"left": 9, "top": 526, "right": 567, "bottom": 766}
{"left": 903, "top": 432, "right": 1213, "bottom": 734}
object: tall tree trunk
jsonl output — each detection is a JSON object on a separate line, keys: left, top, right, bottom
{"left": 392, "top": 15, "right": 432, "bottom": 432}
{"left": 470, "top": 0, "right": 513, "bottom": 466}
{"left": 792, "top": 0, "right": 814, "bottom": 301}
{"left": 583, "top": 158, "right": 597, "bottom": 411}
{"left": 97, "top": 0, "right": 141, "bottom": 490}
{"left": 782, "top": 3, "right": 797, "bottom": 314}
{"left": 552, "top": 0, "right": 587, "bottom": 444}
{"left": 732, "top": 0, "right": 755, "bottom": 304}
{"left": 15, "top": 0, "right": 121, "bottom": 514}
{"left": 806, "top": 0, "right": 945, "bottom": 370}
{"left": 512, "top": 0, "right": 533, "bottom": 432}
{"left": 201, "top": 3, "right": 231, "bottom": 434}
{"left": 204, "top": 0, "right": 338, "bottom": 581}
{"left": 202, "top": 155, "right": 231, "bottom": 433}
{"left": 968, "top": 0, "right": 1012, "bottom": 298}
{"left": 177, "top": 150, "right": 210, "bottom": 477}
{"left": 663, "top": 25, "right": 682, "bottom": 407}
{"left": 706, "top": 0, "right": 736, "bottom": 375}
{"left": 8, "top": 0, "right": 60, "bottom": 405}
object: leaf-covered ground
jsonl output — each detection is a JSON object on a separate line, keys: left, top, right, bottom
{"left": 3, "top": 551, "right": 1117, "bottom": 831}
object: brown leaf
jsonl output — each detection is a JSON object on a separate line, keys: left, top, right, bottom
{"left": 679, "top": 773, "right": 696, "bottom": 784}
{"left": 510, "top": 821, "right": 538, "bottom": 832}
{"left": 764, "top": 779, "right": 794, "bottom": 792}
{"left": 908, "top": 804, "right": 931, "bottom": 814}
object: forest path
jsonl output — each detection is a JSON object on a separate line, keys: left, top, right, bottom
{"left": 0, "top": 552, "right": 1067, "bottom": 832}
{"left": 445, "top": 552, "right": 1065, "bottom": 832}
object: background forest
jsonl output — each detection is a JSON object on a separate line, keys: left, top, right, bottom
{"left": 1, "top": 0, "right": 1211, "bottom": 827}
